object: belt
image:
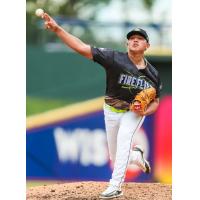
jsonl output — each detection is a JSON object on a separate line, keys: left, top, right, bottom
{"left": 105, "top": 103, "right": 128, "bottom": 113}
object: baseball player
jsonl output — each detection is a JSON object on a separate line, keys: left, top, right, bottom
{"left": 41, "top": 13, "right": 162, "bottom": 199}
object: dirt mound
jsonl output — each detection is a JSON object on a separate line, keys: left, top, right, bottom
{"left": 27, "top": 181, "right": 172, "bottom": 200}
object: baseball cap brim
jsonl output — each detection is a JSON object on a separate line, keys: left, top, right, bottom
{"left": 126, "top": 30, "right": 149, "bottom": 43}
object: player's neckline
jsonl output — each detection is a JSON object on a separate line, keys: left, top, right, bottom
{"left": 127, "top": 53, "right": 148, "bottom": 71}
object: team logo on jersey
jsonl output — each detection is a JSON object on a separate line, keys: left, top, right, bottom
{"left": 118, "top": 73, "right": 151, "bottom": 90}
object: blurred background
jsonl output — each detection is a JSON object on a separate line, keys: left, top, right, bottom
{"left": 26, "top": 0, "right": 172, "bottom": 187}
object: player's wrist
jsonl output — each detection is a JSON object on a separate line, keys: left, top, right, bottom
{"left": 54, "top": 25, "right": 62, "bottom": 33}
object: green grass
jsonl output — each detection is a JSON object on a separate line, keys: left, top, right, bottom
{"left": 26, "top": 180, "right": 62, "bottom": 188}
{"left": 26, "top": 96, "right": 74, "bottom": 116}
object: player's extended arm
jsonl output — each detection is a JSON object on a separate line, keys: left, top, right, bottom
{"left": 42, "top": 13, "right": 93, "bottom": 60}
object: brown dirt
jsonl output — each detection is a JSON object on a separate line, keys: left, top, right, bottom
{"left": 27, "top": 181, "right": 172, "bottom": 200}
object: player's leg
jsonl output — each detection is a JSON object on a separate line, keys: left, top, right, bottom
{"left": 103, "top": 104, "right": 123, "bottom": 164}
{"left": 99, "top": 105, "right": 124, "bottom": 199}
{"left": 129, "top": 145, "right": 151, "bottom": 173}
{"left": 108, "top": 111, "right": 145, "bottom": 188}
{"left": 100, "top": 111, "right": 144, "bottom": 199}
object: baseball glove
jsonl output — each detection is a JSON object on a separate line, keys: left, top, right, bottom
{"left": 130, "top": 87, "right": 156, "bottom": 114}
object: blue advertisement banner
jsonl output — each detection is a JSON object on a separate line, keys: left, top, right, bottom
{"left": 27, "top": 109, "right": 154, "bottom": 182}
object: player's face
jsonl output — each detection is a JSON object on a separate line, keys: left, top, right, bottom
{"left": 127, "top": 34, "right": 150, "bottom": 53}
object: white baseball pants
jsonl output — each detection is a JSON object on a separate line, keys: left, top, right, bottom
{"left": 103, "top": 103, "right": 145, "bottom": 188}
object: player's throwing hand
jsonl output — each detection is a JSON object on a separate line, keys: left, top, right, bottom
{"left": 43, "top": 13, "right": 59, "bottom": 32}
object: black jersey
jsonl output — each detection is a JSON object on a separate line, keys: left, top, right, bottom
{"left": 91, "top": 47, "right": 162, "bottom": 108}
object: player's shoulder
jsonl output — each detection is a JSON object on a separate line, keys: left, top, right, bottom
{"left": 98, "top": 48, "right": 126, "bottom": 57}
{"left": 146, "top": 59, "right": 159, "bottom": 77}
{"left": 97, "top": 48, "right": 127, "bottom": 61}
{"left": 92, "top": 46, "right": 125, "bottom": 55}
{"left": 113, "top": 50, "right": 128, "bottom": 62}
{"left": 92, "top": 46, "right": 113, "bottom": 53}
{"left": 113, "top": 49, "right": 126, "bottom": 56}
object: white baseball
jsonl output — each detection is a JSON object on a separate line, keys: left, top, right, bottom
{"left": 35, "top": 8, "right": 44, "bottom": 18}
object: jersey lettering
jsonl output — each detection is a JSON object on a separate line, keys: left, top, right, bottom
{"left": 118, "top": 74, "right": 151, "bottom": 90}
{"left": 127, "top": 76, "right": 132, "bottom": 85}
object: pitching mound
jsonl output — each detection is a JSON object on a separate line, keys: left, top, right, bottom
{"left": 27, "top": 181, "right": 172, "bottom": 200}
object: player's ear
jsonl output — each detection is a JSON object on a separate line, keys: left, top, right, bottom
{"left": 145, "top": 43, "right": 150, "bottom": 50}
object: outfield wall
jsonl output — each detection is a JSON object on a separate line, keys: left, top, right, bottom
{"left": 27, "top": 46, "right": 171, "bottom": 101}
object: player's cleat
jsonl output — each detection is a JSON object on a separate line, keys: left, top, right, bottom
{"left": 132, "top": 145, "right": 151, "bottom": 174}
{"left": 99, "top": 185, "right": 123, "bottom": 199}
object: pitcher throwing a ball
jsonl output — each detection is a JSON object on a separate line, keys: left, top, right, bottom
{"left": 39, "top": 11, "right": 162, "bottom": 199}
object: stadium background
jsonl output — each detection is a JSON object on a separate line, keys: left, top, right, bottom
{"left": 26, "top": 0, "right": 171, "bottom": 187}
